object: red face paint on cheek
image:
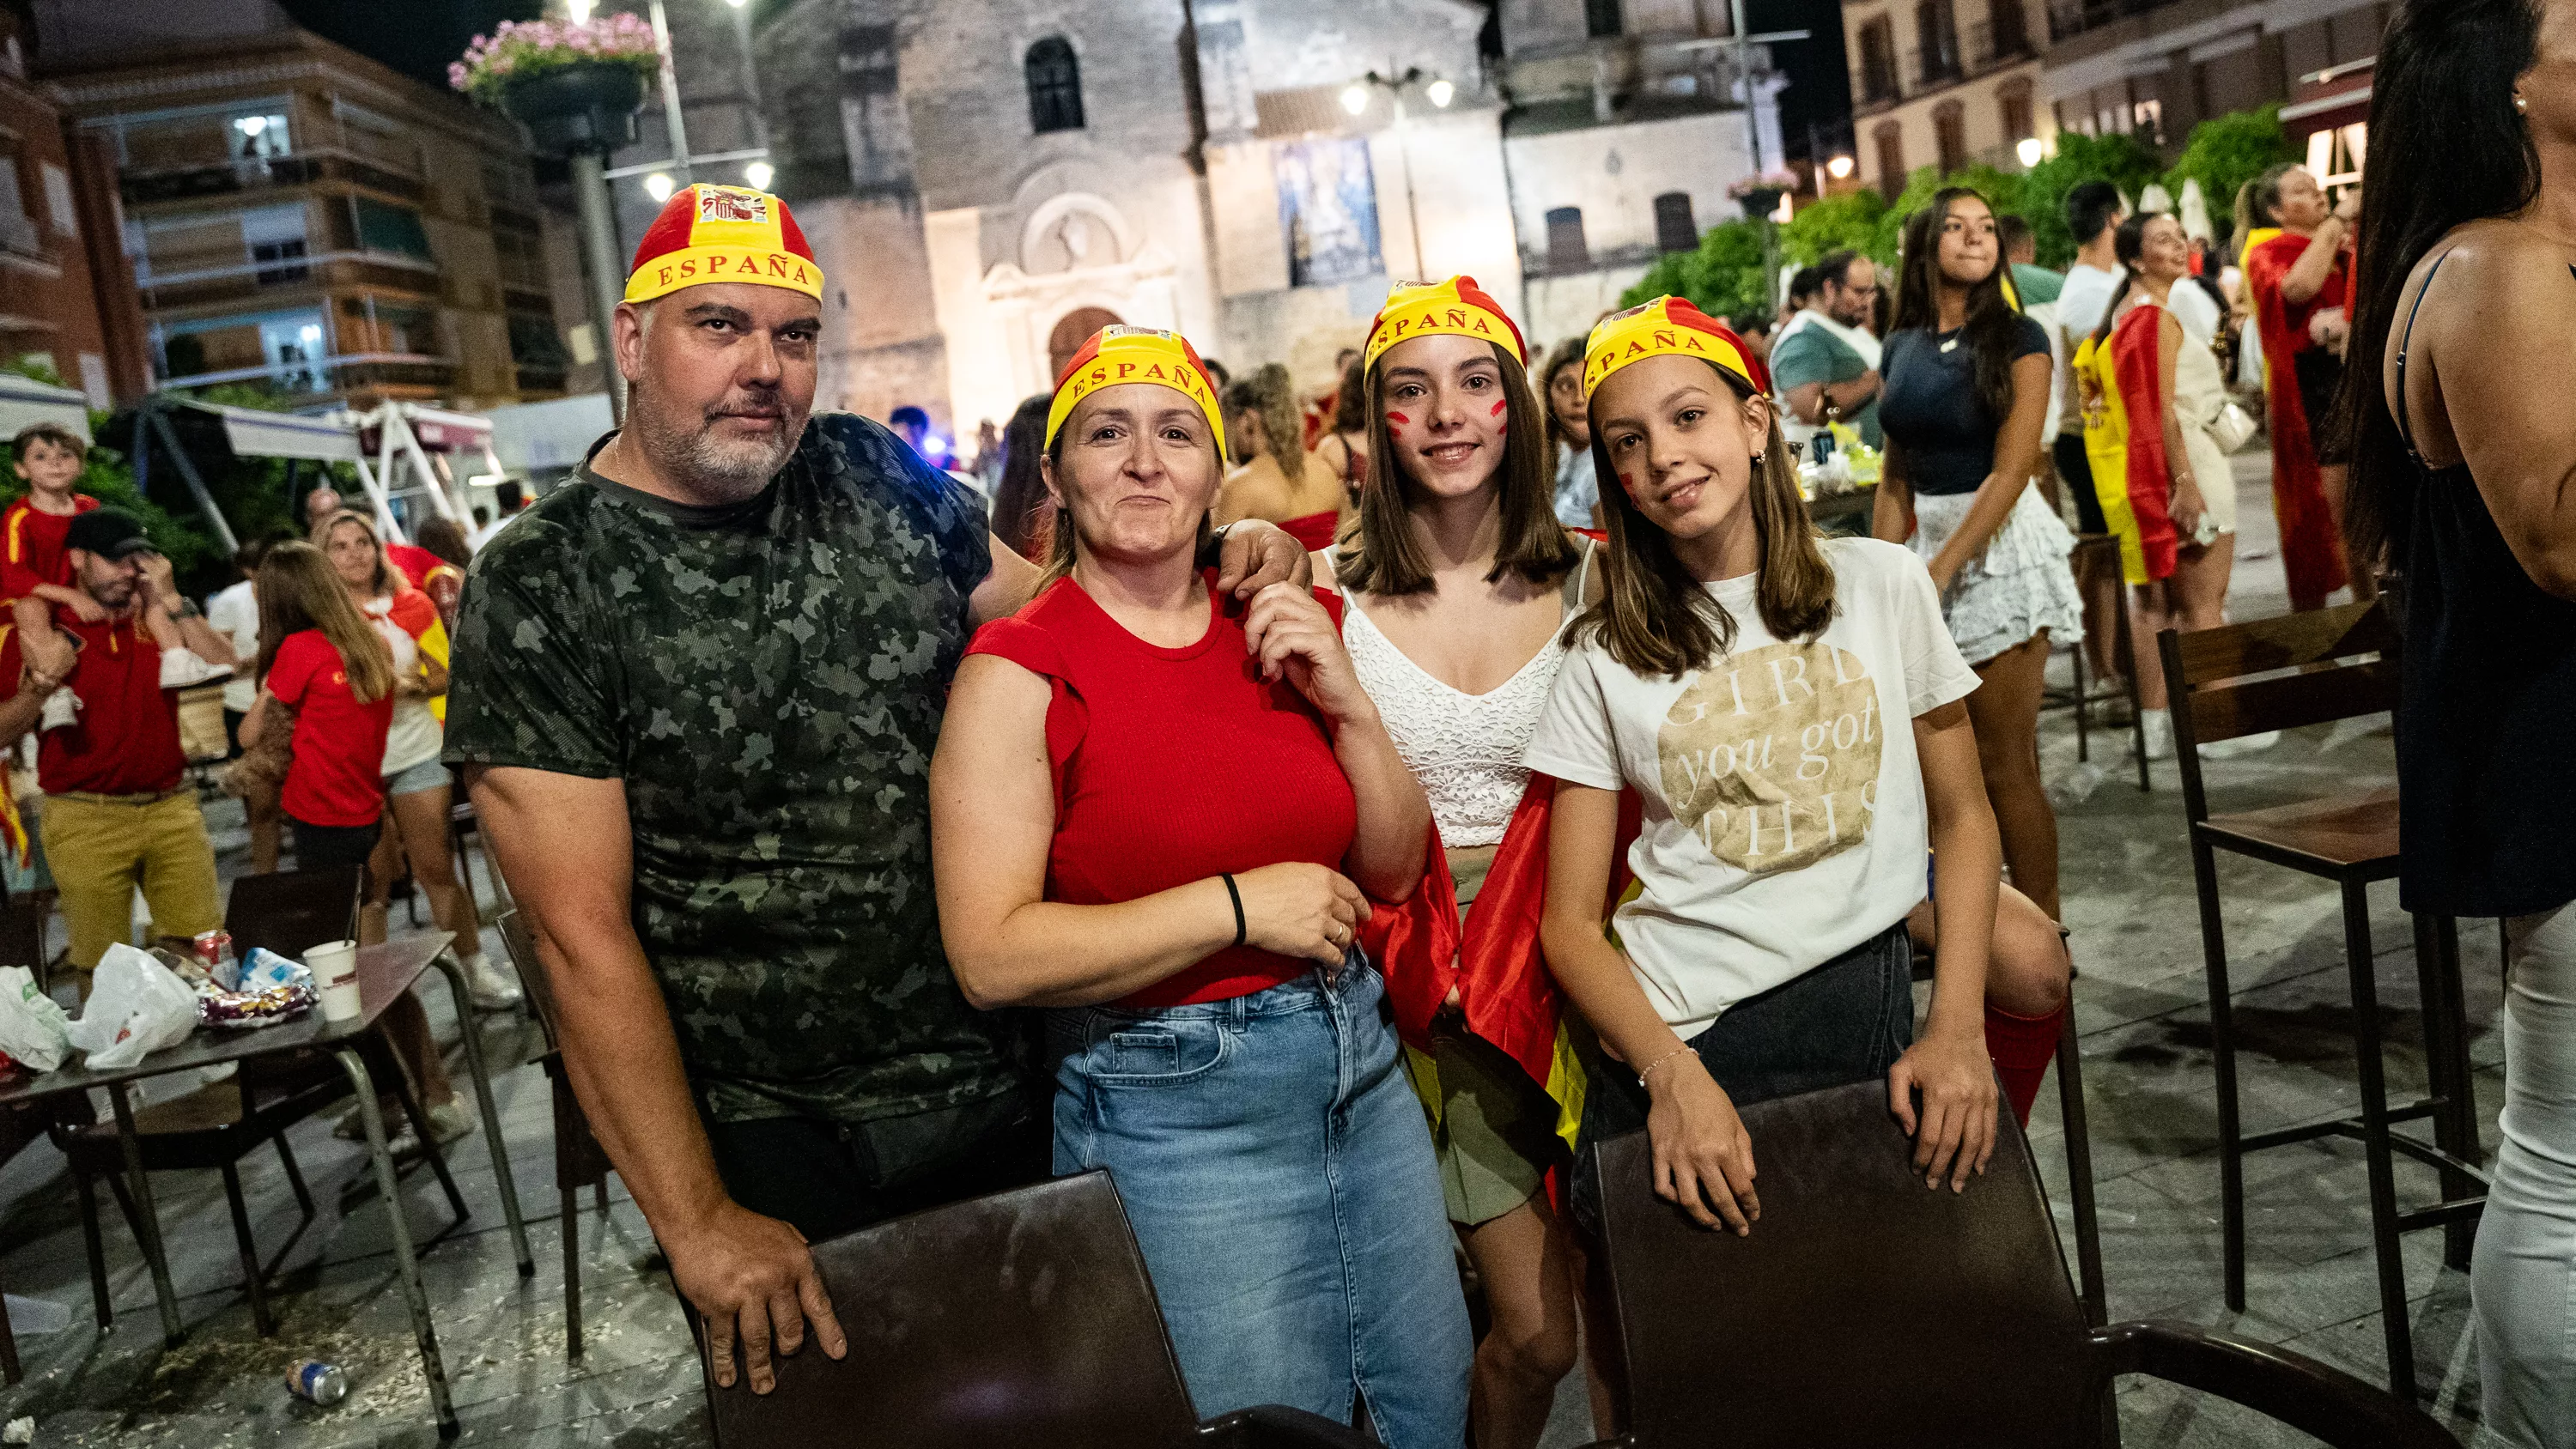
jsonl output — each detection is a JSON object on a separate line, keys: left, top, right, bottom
{"left": 1617, "top": 472, "right": 1636, "bottom": 498}
{"left": 1489, "top": 399, "right": 1508, "bottom": 417}
{"left": 1385, "top": 411, "right": 1410, "bottom": 428}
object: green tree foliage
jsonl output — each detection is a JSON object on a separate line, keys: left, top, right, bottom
{"left": 1619, "top": 219, "right": 1771, "bottom": 323}
{"left": 1780, "top": 191, "right": 1889, "bottom": 268}
{"left": 2165, "top": 104, "right": 2295, "bottom": 237}
{"left": 2016, "top": 131, "right": 2166, "bottom": 267}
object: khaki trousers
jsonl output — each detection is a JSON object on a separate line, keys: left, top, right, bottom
{"left": 39, "top": 790, "right": 223, "bottom": 973}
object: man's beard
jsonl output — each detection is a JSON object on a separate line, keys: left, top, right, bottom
{"left": 630, "top": 388, "right": 800, "bottom": 496}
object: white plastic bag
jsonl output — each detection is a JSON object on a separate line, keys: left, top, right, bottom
{"left": 64, "top": 945, "right": 198, "bottom": 1070}
{"left": 0, "top": 966, "right": 69, "bottom": 1072}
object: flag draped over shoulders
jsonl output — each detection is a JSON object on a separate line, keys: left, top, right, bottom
{"left": 2244, "top": 232, "right": 2351, "bottom": 604}
{"left": 2110, "top": 306, "right": 2179, "bottom": 583}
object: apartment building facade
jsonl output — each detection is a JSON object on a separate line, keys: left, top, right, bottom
{"left": 2044, "top": 0, "right": 2391, "bottom": 156}
{"left": 1843, "top": 0, "right": 2046, "bottom": 197}
{"left": 44, "top": 24, "right": 568, "bottom": 411}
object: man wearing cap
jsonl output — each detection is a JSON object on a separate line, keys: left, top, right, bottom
{"left": 0, "top": 510, "right": 234, "bottom": 986}
{"left": 445, "top": 184, "right": 1309, "bottom": 1397}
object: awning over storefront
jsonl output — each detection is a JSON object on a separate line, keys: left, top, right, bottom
{"left": 210, "top": 403, "right": 361, "bottom": 463}
{"left": 483, "top": 392, "right": 615, "bottom": 476}
{"left": 0, "top": 373, "right": 94, "bottom": 443}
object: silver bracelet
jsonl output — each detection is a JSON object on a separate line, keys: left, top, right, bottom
{"left": 1637, "top": 1044, "right": 1695, "bottom": 1088}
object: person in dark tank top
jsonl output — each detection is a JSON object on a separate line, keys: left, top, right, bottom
{"left": 2342, "top": 3, "right": 2576, "bottom": 1441}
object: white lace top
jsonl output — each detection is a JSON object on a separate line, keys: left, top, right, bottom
{"left": 1341, "top": 545, "right": 1592, "bottom": 847}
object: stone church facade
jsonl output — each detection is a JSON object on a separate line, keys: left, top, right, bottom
{"left": 750, "top": 0, "right": 1781, "bottom": 439}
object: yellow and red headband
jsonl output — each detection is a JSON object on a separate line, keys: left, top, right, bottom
{"left": 625, "top": 185, "right": 824, "bottom": 305}
{"left": 1044, "top": 325, "right": 1227, "bottom": 458}
{"left": 1582, "top": 295, "right": 1769, "bottom": 402}
{"left": 1362, "top": 276, "right": 1527, "bottom": 373}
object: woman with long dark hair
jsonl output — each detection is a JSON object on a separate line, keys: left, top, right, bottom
{"left": 2342, "top": 3, "right": 2576, "bottom": 1440}
{"left": 1313, "top": 355, "right": 1372, "bottom": 508}
{"left": 2242, "top": 162, "right": 2360, "bottom": 610}
{"left": 988, "top": 393, "right": 1054, "bottom": 562}
{"left": 1874, "top": 187, "right": 2079, "bottom": 919}
{"left": 1539, "top": 336, "right": 1598, "bottom": 528}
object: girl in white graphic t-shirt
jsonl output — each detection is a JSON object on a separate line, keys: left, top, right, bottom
{"left": 1528, "top": 298, "right": 2065, "bottom": 1246}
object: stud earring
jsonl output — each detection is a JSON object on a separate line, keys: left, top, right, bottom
{"left": 1751, "top": 451, "right": 1767, "bottom": 465}
{"left": 2516, "top": 92, "right": 2530, "bottom": 114}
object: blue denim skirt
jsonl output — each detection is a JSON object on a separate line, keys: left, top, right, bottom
{"left": 1570, "top": 920, "right": 1916, "bottom": 1235}
{"left": 1049, "top": 955, "right": 1470, "bottom": 1449}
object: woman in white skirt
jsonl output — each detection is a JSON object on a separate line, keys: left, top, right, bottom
{"left": 1874, "top": 185, "right": 2081, "bottom": 919}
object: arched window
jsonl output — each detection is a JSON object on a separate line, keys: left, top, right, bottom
{"left": 1025, "top": 37, "right": 1084, "bottom": 134}
{"left": 1934, "top": 100, "right": 1968, "bottom": 175}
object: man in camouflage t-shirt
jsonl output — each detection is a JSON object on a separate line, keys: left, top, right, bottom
{"left": 446, "top": 184, "right": 1303, "bottom": 1397}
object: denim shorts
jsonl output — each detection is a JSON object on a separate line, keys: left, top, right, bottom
{"left": 383, "top": 756, "right": 450, "bottom": 798}
{"left": 1571, "top": 920, "right": 1915, "bottom": 1236}
{"left": 1049, "top": 955, "right": 1470, "bottom": 1449}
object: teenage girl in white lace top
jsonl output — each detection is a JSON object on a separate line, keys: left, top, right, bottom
{"left": 1318, "top": 277, "right": 1597, "bottom": 1449}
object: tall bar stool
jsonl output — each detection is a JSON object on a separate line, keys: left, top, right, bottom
{"left": 2161, "top": 600, "right": 2485, "bottom": 1399}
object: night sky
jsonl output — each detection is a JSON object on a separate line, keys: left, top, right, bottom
{"left": 279, "top": 0, "right": 542, "bottom": 90}
{"left": 1749, "top": 0, "right": 1855, "bottom": 163}
{"left": 290, "top": 0, "right": 1855, "bottom": 161}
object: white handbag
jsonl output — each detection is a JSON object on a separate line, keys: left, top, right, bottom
{"left": 2210, "top": 402, "right": 2258, "bottom": 455}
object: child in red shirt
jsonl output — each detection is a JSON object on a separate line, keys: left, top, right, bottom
{"left": 4, "top": 423, "right": 104, "bottom": 681}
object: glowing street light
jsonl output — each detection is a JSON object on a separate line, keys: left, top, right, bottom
{"left": 1340, "top": 84, "right": 1370, "bottom": 116}
{"left": 1826, "top": 155, "right": 1855, "bottom": 179}
{"left": 567, "top": 0, "right": 594, "bottom": 21}
{"left": 1425, "top": 78, "right": 1455, "bottom": 108}
{"left": 2017, "top": 136, "right": 2046, "bottom": 167}
{"left": 643, "top": 172, "right": 676, "bottom": 203}
{"left": 744, "top": 160, "right": 775, "bottom": 190}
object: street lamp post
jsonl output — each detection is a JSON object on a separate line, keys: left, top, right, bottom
{"left": 1341, "top": 67, "right": 1455, "bottom": 282}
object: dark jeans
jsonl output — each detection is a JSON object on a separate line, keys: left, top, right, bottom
{"left": 1571, "top": 920, "right": 1914, "bottom": 1235}
{"left": 2293, "top": 349, "right": 2348, "bottom": 464}
{"left": 222, "top": 707, "right": 247, "bottom": 761}
{"left": 289, "top": 816, "right": 381, "bottom": 872}
{"left": 702, "top": 1095, "right": 1049, "bottom": 1243}
{"left": 2053, "top": 433, "right": 2106, "bottom": 537}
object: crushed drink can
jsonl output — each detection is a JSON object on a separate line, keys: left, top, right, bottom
{"left": 285, "top": 1359, "right": 348, "bottom": 1405}
{"left": 193, "top": 929, "right": 239, "bottom": 991}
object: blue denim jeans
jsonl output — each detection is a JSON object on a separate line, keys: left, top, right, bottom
{"left": 1571, "top": 920, "right": 1916, "bottom": 1235}
{"left": 1049, "top": 955, "right": 1470, "bottom": 1449}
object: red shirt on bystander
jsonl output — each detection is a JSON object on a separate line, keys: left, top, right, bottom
{"left": 0, "top": 493, "right": 100, "bottom": 605}
{"left": 0, "top": 616, "right": 186, "bottom": 797}
{"left": 268, "top": 629, "right": 392, "bottom": 828}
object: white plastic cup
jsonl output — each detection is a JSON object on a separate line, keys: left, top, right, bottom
{"left": 307, "top": 940, "right": 361, "bottom": 1022}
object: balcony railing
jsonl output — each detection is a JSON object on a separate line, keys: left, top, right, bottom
{"left": 120, "top": 149, "right": 428, "bottom": 209}
{"left": 1910, "top": 39, "right": 1965, "bottom": 89}
{"left": 1971, "top": 14, "right": 2033, "bottom": 67}
{"left": 1858, "top": 61, "right": 1902, "bottom": 106}
{"left": 135, "top": 250, "right": 441, "bottom": 309}
{"left": 160, "top": 352, "right": 453, "bottom": 399}
{"left": 2048, "top": 0, "right": 2166, "bottom": 43}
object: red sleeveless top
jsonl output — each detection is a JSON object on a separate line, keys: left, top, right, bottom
{"left": 1280, "top": 510, "right": 1341, "bottom": 552}
{"left": 964, "top": 571, "right": 1358, "bottom": 1007}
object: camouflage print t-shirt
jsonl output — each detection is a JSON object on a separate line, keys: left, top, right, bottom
{"left": 445, "top": 412, "right": 1020, "bottom": 1129}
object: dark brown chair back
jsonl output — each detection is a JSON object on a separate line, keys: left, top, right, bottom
{"left": 495, "top": 910, "right": 561, "bottom": 1054}
{"left": 1595, "top": 1079, "right": 2097, "bottom": 1449}
{"left": 2159, "top": 599, "right": 2397, "bottom": 825}
{"left": 224, "top": 866, "right": 361, "bottom": 961}
{"left": 706, "top": 1171, "right": 1200, "bottom": 1449}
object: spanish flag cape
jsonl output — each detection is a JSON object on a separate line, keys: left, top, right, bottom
{"left": 2108, "top": 303, "right": 2181, "bottom": 583}
{"left": 1362, "top": 776, "right": 1644, "bottom": 1153}
{"left": 2071, "top": 331, "right": 2148, "bottom": 585}
{"left": 2243, "top": 231, "right": 2351, "bottom": 604}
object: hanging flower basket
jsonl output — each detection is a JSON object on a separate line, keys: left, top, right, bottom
{"left": 451, "top": 17, "right": 659, "bottom": 157}
{"left": 1728, "top": 169, "right": 1801, "bottom": 221}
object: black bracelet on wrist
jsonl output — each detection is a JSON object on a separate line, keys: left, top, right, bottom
{"left": 1220, "top": 873, "right": 1246, "bottom": 949}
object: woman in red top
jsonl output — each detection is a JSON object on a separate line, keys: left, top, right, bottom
{"left": 2243, "top": 163, "right": 2360, "bottom": 609}
{"left": 932, "top": 326, "right": 1466, "bottom": 1447}
{"left": 244, "top": 542, "right": 469, "bottom": 1144}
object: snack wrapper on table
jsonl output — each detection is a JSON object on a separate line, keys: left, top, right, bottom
{"left": 0, "top": 964, "right": 69, "bottom": 1072}
{"left": 64, "top": 944, "right": 200, "bottom": 1070}
{"left": 197, "top": 947, "right": 317, "bottom": 1029}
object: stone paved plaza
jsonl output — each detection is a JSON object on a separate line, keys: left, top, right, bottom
{"left": 0, "top": 453, "right": 2500, "bottom": 1446}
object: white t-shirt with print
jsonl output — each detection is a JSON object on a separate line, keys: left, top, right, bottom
{"left": 1523, "top": 537, "right": 1979, "bottom": 1038}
